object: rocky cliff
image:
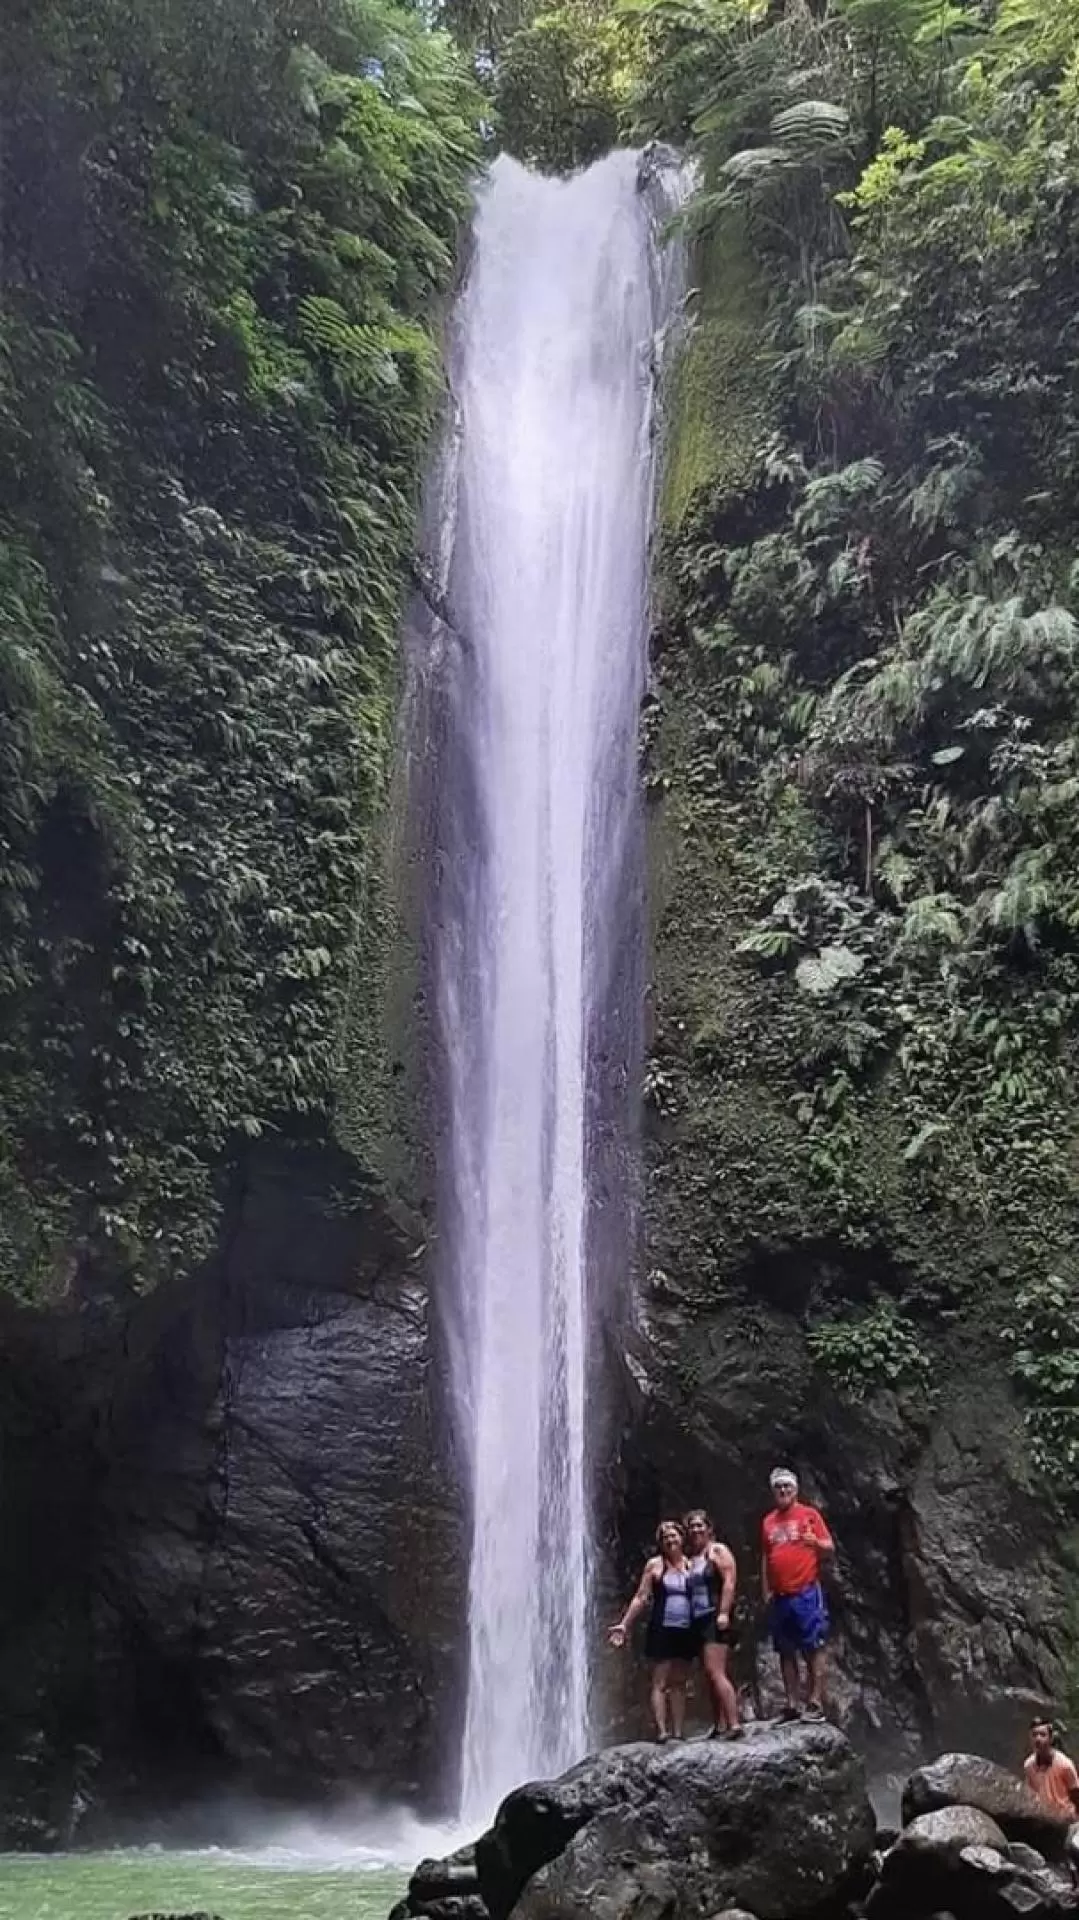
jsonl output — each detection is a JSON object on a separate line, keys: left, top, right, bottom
{"left": 0, "top": 1144, "right": 466, "bottom": 1846}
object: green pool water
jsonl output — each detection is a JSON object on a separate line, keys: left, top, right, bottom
{"left": 0, "top": 1851, "right": 408, "bottom": 1920}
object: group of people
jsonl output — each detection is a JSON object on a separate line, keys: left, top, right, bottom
{"left": 609, "top": 1469, "right": 1079, "bottom": 1832}
{"left": 608, "top": 1467, "right": 834, "bottom": 1740}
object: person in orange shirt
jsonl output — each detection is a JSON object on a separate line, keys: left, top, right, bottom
{"left": 1024, "top": 1719, "right": 1079, "bottom": 1816}
{"left": 761, "top": 1467, "right": 835, "bottom": 1722}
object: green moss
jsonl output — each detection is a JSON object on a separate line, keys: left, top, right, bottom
{"left": 660, "top": 214, "right": 775, "bottom": 531}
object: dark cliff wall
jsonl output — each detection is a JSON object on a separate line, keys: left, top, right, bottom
{"left": 0, "top": 1144, "right": 465, "bottom": 1846}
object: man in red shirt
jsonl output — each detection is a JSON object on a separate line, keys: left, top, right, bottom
{"left": 761, "top": 1467, "right": 835, "bottom": 1721}
{"left": 1024, "top": 1718, "right": 1079, "bottom": 1816}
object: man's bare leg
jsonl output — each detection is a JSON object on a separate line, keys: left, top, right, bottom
{"left": 702, "top": 1643, "right": 740, "bottom": 1731}
{"left": 806, "top": 1646, "right": 828, "bottom": 1712}
{"left": 779, "top": 1653, "right": 801, "bottom": 1715}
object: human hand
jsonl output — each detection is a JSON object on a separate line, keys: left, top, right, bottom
{"left": 717, "top": 1613, "right": 730, "bottom": 1631}
{"left": 608, "top": 1624, "right": 627, "bottom": 1649}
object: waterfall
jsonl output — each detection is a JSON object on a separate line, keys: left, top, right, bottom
{"left": 423, "top": 148, "right": 681, "bottom": 1826}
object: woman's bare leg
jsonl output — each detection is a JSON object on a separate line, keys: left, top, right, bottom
{"left": 650, "top": 1663, "right": 671, "bottom": 1738}
{"left": 667, "top": 1661, "right": 690, "bottom": 1738}
{"left": 701, "top": 1642, "right": 740, "bottom": 1730}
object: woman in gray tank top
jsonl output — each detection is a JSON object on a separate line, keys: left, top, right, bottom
{"left": 607, "top": 1520, "right": 694, "bottom": 1741}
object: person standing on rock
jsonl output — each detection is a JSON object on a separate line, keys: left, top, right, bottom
{"left": 1024, "top": 1719, "right": 1079, "bottom": 1815}
{"left": 760, "top": 1467, "right": 835, "bottom": 1722}
{"left": 608, "top": 1520, "right": 695, "bottom": 1742}
{"left": 683, "top": 1510, "right": 743, "bottom": 1738}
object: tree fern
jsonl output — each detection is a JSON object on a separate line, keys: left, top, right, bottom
{"left": 893, "top": 891, "right": 965, "bottom": 954}
{"left": 917, "top": 592, "right": 1079, "bottom": 698}
{"left": 794, "top": 456, "right": 885, "bottom": 537}
{"left": 979, "top": 849, "right": 1055, "bottom": 944}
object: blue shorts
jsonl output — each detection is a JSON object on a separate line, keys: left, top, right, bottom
{"left": 771, "top": 1582, "right": 829, "bottom": 1656}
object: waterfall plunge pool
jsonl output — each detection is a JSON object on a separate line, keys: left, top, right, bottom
{"left": 0, "top": 1849, "right": 405, "bottom": 1919}
{"left": 0, "top": 1805, "right": 470, "bottom": 1917}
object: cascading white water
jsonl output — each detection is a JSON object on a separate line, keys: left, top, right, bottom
{"left": 431, "top": 148, "right": 681, "bottom": 1826}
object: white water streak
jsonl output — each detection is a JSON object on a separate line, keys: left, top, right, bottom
{"left": 438, "top": 150, "right": 678, "bottom": 1826}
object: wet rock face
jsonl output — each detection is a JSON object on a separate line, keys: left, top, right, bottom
{"left": 0, "top": 1143, "right": 466, "bottom": 1838}
{"left": 97, "top": 1144, "right": 466, "bottom": 1812}
{"left": 475, "top": 1721, "right": 875, "bottom": 1920}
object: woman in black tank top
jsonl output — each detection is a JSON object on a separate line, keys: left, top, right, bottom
{"left": 684, "top": 1508, "right": 743, "bottom": 1737}
{"left": 607, "top": 1520, "right": 694, "bottom": 1740}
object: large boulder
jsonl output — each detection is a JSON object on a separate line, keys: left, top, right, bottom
{"left": 897, "top": 1805, "right": 1010, "bottom": 1856}
{"left": 868, "top": 1833, "right": 1077, "bottom": 1920}
{"left": 904, "top": 1754, "right": 1072, "bottom": 1856}
{"left": 475, "top": 1721, "right": 874, "bottom": 1920}
{"left": 399, "top": 1845, "right": 488, "bottom": 1920}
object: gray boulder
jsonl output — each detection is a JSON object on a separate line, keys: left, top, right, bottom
{"left": 868, "top": 1814, "right": 1078, "bottom": 1920}
{"left": 1010, "top": 1844, "right": 1051, "bottom": 1872}
{"left": 411, "top": 1848, "right": 483, "bottom": 1899}
{"left": 897, "top": 1805, "right": 1011, "bottom": 1856}
{"left": 394, "top": 1844, "right": 489, "bottom": 1920}
{"left": 476, "top": 1720, "right": 875, "bottom": 1920}
{"left": 904, "top": 1755, "right": 1073, "bottom": 1856}
{"left": 408, "top": 1904, "right": 488, "bottom": 1920}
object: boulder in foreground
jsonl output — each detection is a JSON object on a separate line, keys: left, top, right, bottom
{"left": 868, "top": 1794, "right": 1078, "bottom": 1920}
{"left": 475, "top": 1721, "right": 874, "bottom": 1920}
{"left": 903, "top": 1753, "right": 1073, "bottom": 1855}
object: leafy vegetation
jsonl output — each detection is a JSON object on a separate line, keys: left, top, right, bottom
{"left": 0, "top": 0, "right": 481, "bottom": 1298}
{"left": 807, "top": 1298, "right": 931, "bottom": 1403}
{"left": 7, "top": 0, "right": 1079, "bottom": 1509}
{"left": 638, "top": 0, "right": 1079, "bottom": 1481}
{"left": 495, "top": 0, "right": 636, "bottom": 168}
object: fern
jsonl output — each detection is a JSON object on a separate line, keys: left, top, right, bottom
{"left": 979, "top": 849, "right": 1055, "bottom": 943}
{"left": 796, "top": 943, "right": 864, "bottom": 995}
{"left": 770, "top": 99, "right": 851, "bottom": 148}
{"left": 736, "top": 926, "right": 797, "bottom": 961}
{"left": 903, "top": 439, "right": 981, "bottom": 533}
{"left": 917, "top": 592, "right": 1079, "bottom": 696}
{"left": 794, "top": 458, "right": 886, "bottom": 538}
{"left": 894, "top": 892, "right": 965, "bottom": 954}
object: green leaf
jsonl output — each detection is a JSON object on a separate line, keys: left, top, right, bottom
{"left": 795, "top": 945, "right": 864, "bottom": 996}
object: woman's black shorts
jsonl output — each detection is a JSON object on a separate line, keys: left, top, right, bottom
{"left": 691, "top": 1615, "right": 738, "bottom": 1650}
{"left": 645, "top": 1624, "right": 695, "bottom": 1664}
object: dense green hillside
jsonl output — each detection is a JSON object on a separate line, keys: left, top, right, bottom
{"left": 3, "top": 0, "right": 1079, "bottom": 1476}
{"left": 627, "top": 0, "right": 1079, "bottom": 1491}
{"left": 0, "top": 0, "right": 480, "bottom": 1299}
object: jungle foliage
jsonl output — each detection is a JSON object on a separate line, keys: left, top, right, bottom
{"left": 633, "top": 0, "right": 1079, "bottom": 1476}
{"left": 0, "top": 0, "right": 481, "bottom": 1298}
